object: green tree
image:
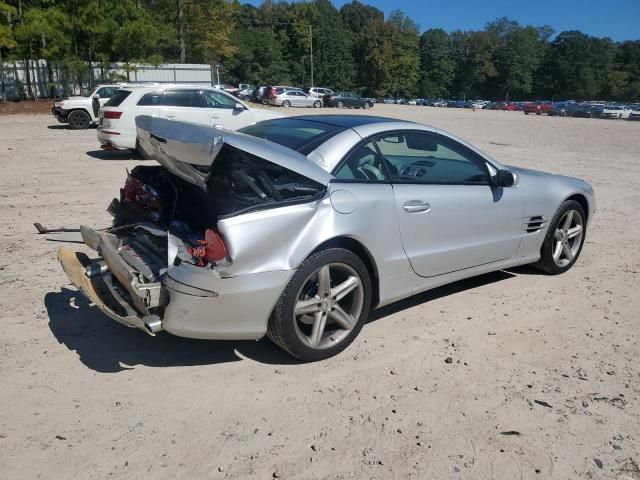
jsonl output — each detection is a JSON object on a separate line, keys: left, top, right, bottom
{"left": 340, "top": 1, "right": 383, "bottom": 93}
{"left": 386, "top": 10, "right": 420, "bottom": 97}
{"left": 487, "top": 18, "right": 551, "bottom": 99}
{"left": 419, "top": 28, "right": 454, "bottom": 98}
{"left": 450, "top": 30, "right": 498, "bottom": 99}
{"left": 0, "top": 1, "right": 16, "bottom": 101}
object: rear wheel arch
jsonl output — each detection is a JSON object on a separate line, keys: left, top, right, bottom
{"left": 307, "top": 236, "right": 380, "bottom": 309}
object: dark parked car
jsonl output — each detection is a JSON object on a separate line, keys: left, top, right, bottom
{"left": 573, "top": 104, "right": 604, "bottom": 118}
{"left": 548, "top": 102, "right": 578, "bottom": 117}
{"left": 324, "top": 91, "right": 374, "bottom": 109}
{"left": 523, "top": 101, "right": 553, "bottom": 115}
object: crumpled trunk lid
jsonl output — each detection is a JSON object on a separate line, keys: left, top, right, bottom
{"left": 135, "top": 115, "right": 332, "bottom": 188}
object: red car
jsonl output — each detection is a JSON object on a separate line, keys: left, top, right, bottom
{"left": 524, "top": 101, "right": 553, "bottom": 115}
{"left": 497, "top": 102, "right": 518, "bottom": 111}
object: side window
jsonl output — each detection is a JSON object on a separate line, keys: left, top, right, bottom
{"left": 97, "top": 87, "right": 115, "bottom": 98}
{"left": 374, "top": 132, "right": 489, "bottom": 185}
{"left": 334, "top": 141, "right": 388, "bottom": 182}
{"left": 202, "top": 90, "right": 237, "bottom": 109}
{"left": 162, "top": 90, "right": 203, "bottom": 107}
{"left": 137, "top": 92, "right": 163, "bottom": 106}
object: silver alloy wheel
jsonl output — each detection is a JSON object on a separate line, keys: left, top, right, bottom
{"left": 293, "top": 262, "right": 364, "bottom": 350}
{"left": 552, "top": 209, "right": 584, "bottom": 267}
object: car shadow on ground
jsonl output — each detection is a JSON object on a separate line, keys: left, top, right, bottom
{"left": 46, "top": 287, "right": 297, "bottom": 372}
{"left": 47, "top": 124, "right": 97, "bottom": 130}
{"left": 86, "top": 149, "right": 142, "bottom": 161}
{"left": 47, "top": 270, "right": 517, "bottom": 372}
{"left": 368, "top": 270, "right": 516, "bottom": 323}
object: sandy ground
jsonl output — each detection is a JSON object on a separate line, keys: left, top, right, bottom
{"left": 1, "top": 106, "right": 639, "bottom": 480}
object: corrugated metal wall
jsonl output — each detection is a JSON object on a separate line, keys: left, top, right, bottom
{"left": 0, "top": 61, "right": 215, "bottom": 100}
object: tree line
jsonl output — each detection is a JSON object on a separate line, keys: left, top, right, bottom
{"left": 1, "top": 0, "right": 639, "bottom": 101}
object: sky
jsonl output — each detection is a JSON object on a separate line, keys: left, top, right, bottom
{"left": 245, "top": 0, "right": 640, "bottom": 41}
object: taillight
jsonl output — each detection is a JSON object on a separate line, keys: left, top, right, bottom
{"left": 104, "top": 110, "right": 122, "bottom": 119}
{"left": 188, "top": 229, "right": 227, "bottom": 266}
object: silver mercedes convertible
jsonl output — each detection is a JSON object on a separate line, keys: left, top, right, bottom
{"left": 59, "top": 115, "right": 595, "bottom": 361}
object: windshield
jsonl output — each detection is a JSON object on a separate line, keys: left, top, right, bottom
{"left": 239, "top": 118, "right": 345, "bottom": 154}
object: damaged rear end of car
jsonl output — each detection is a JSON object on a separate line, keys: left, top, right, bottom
{"left": 59, "top": 116, "right": 331, "bottom": 339}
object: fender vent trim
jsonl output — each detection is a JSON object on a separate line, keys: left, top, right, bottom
{"left": 525, "top": 215, "right": 546, "bottom": 233}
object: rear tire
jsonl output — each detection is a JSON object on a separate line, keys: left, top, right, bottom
{"left": 68, "top": 110, "right": 91, "bottom": 130}
{"left": 313, "top": 100, "right": 321, "bottom": 108}
{"left": 363, "top": 102, "right": 370, "bottom": 110}
{"left": 533, "top": 200, "right": 586, "bottom": 275}
{"left": 267, "top": 248, "right": 372, "bottom": 361}
{"left": 282, "top": 100, "right": 291, "bottom": 108}
{"left": 337, "top": 101, "right": 344, "bottom": 109}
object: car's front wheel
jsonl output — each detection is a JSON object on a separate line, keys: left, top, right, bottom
{"left": 336, "top": 101, "right": 344, "bottom": 109}
{"left": 68, "top": 110, "right": 91, "bottom": 130}
{"left": 534, "top": 200, "right": 586, "bottom": 274}
{"left": 268, "top": 248, "right": 372, "bottom": 361}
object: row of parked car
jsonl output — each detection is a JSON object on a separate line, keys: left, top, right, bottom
{"left": 396, "top": 98, "right": 640, "bottom": 120}
{"left": 234, "top": 85, "right": 375, "bottom": 110}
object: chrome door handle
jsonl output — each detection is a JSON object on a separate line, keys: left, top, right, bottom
{"left": 403, "top": 200, "right": 431, "bottom": 213}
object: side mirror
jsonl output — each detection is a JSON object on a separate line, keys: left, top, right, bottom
{"left": 234, "top": 102, "right": 246, "bottom": 111}
{"left": 93, "top": 94, "right": 100, "bottom": 100}
{"left": 496, "top": 169, "right": 516, "bottom": 187}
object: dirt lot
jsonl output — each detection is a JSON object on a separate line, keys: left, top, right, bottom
{"left": 1, "top": 106, "right": 639, "bottom": 479}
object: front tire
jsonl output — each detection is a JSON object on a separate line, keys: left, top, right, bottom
{"left": 68, "top": 110, "right": 91, "bottom": 130}
{"left": 336, "top": 101, "right": 344, "bottom": 109}
{"left": 267, "top": 248, "right": 372, "bottom": 361}
{"left": 534, "top": 200, "right": 586, "bottom": 274}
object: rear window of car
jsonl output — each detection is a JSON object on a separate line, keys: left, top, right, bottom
{"left": 239, "top": 118, "right": 345, "bottom": 154}
{"left": 104, "top": 90, "right": 131, "bottom": 107}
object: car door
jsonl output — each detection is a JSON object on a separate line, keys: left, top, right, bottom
{"left": 92, "top": 87, "right": 116, "bottom": 118}
{"left": 201, "top": 89, "right": 252, "bottom": 130}
{"left": 287, "top": 91, "right": 301, "bottom": 106}
{"left": 374, "top": 131, "right": 524, "bottom": 278}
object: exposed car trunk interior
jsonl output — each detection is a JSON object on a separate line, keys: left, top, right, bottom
{"left": 107, "top": 145, "right": 326, "bottom": 270}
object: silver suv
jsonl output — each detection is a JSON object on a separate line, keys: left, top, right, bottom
{"left": 306, "top": 87, "right": 333, "bottom": 98}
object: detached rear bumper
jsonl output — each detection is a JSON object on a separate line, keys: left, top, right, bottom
{"left": 58, "top": 248, "right": 162, "bottom": 335}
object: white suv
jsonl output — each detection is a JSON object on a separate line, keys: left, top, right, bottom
{"left": 52, "top": 84, "right": 120, "bottom": 129}
{"left": 306, "top": 87, "right": 333, "bottom": 98}
{"left": 97, "top": 85, "right": 284, "bottom": 150}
